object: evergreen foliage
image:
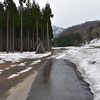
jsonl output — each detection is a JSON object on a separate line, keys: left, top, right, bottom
{"left": 0, "top": 0, "right": 53, "bottom": 52}
{"left": 53, "top": 33, "right": 82, "bottom": 47}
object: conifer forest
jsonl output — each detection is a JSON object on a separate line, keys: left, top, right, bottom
{"left": 0, "top": 0, "right": 53, "bottom": 53}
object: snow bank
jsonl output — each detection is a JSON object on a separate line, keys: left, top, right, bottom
{"left": 0, "top": 52, "right": 51, "bottom": 63}
{"left": 7, "top": 67, "right": 32, "bottom": 79}
{"left": 85, "top": 38, "right": 100, "bottom": 47}
{"left": 65, "top": 47, "right": 100, "bottom": 100}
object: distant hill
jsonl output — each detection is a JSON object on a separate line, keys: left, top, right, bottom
{"left": 57, "top": 20, "right": 100, "bottom": 41}
{"left": 52, "top": 25, "right": 65, "bottom": 38}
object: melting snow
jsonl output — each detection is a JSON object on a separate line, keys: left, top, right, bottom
{"left": 0, "top": 60, "right": 5, "bottom": 64}
{"left": 0, "top": 52, "right": 51, "bottom": 63}
{"left": 7, "top": 67, "right": 32, "bottom": 79}
{"left": 11, "top": 65, "right": 16, "bottom": 67}
{"left": 0, "top": 69, "right": 3, "bottom": 72}
{"left": 17, "top": 62, "right": 26, "bottom": 66}
{"left": 0, "top": 69, "right": 3, "bottom": 74}
{"left": 4, "top": 67, "right": 10, "bottom": 70}
{"left": 30, "top": 60, "right": 41, "bottom": 65}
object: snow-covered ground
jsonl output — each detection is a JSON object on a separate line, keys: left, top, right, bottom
{"left": 0, "top": 52, "right": 51, "bottom": 63}
{"left": 0, "top": 52, "right": 51, "bottom": 79}
{"left": 53, "top": 38, "right": 100, "bottom": 100}
{"left": 1, "top": 59, "right": 42, "bottom": 79}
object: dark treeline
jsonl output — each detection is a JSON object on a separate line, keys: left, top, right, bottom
{"left": 53, "top": 33, "right": 82, "bottom": 47}
{"left": 0, "top": 0, "right": 53, "bottom": 53}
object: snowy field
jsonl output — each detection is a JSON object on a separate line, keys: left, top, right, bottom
{"left": 0, "top": 52, "right": 51, "bottom": 79}
{"left": 53, "top": 38, "right": 100, "bottom": 100}
{"left": 0, "top": 52, "right": 51, "bottom": 63}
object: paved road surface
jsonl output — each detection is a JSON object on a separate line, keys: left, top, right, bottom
{"left": 26, "top": 58, "right": 93, "bottom": 100}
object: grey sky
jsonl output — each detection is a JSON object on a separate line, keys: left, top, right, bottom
{"left": 1, "top": 0, "right": 100, "bottom": 28}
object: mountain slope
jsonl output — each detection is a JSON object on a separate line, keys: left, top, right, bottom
{"left": 52, "top": 25, "right": 65, "bottom": 38}
{"left": 57, "top": 20, "right": 100, "bottom": 40}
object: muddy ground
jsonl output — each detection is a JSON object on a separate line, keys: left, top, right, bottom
{"left": 0, "top": 54, "right": 53, "bottom": 100}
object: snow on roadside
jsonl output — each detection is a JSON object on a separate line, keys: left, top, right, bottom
{"left": 85, "top": 38, "right": 100, "bottom": 47}
{"left": 7, "top": 67, "right": 32, "bottom": 79}
{"left": 30, "top": 59, "right": 41, "bottom": 65}
{"left": 0, "top": 52, "right": 51, "bottom": 63}
{"left": 64, "top": 47, "right": 100, "bottom": 100}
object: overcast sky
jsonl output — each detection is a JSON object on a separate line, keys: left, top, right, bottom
{"left": 1, "top": 0, "right": 100, "bottom": 28}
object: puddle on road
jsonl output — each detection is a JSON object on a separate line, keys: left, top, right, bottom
{"left": 42, "top": 59, "right": 53, "bottom": 84}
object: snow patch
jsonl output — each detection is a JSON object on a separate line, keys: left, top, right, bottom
{"left": 0, "top": 69, "right": 3, "bottom": 72}
{"left": 0, "top": 52, "right": 51, "bottom": 63}
{"left": 4, "top": 67, "right": 10, "bottom": 70}
{"left": 0, "top": 69, "right": 4, "bottom": 74}
{"left": 7, "top": 67, "right": 32, "bottom": 79}
{"left": 11, "top": 65, "right": 16, "bottom": 67}
{"left": 7, "top": 74, "right": 19, "bottom": 79}
{"left": 30, "top": 60, "right": 41, "bottom": 65}
{"left": 0, "top": 60, "right": 5, "bottom": 64}
{"left": 17, "top": 62, "right": 26, "bottom": 66}
{"left": 18, "top": 67, "right": 32, "bottom": 74}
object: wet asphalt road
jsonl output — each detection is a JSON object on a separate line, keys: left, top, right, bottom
{"left": 26, "top": 58, "right": 93, "bottom": 100}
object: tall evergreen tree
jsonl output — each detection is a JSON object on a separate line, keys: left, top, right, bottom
{"left": 44, "top": 3, "right": 53, "bottom": 51}
{"left": 0, "top": 3, "right": 4, "bottom": 51}
{"left": 25, "top": 0, "right": 31, "bottom": 51}
{"left": 9, "top": 0, "right": 17, "bottom": 53}
{"left": 0, "top": 0, "right": 53, "bottom": 52}
{"left": 4, "top": 0, "right": 9, "bottom": 53}
{"left": 34, "top": 3, "right": 41, "bottom": 47}
{"left": 19, "top": 0, "right": 26, "bottom": 53}
{"left": 31, "top": 0, "right": 36, "bottom": 50}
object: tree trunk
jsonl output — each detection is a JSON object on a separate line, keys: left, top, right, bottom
{"left": 16, "top": 36, "right": 18, "bottom": 50}
{"left": 0, "top": 18, "right": 2, "bottom": 51}
{"left": 28, "top": 28, "right": 30, "bottom": 51}
{"left": 21, "top": 7, "right": 23, "bottom": 53}
{"left": 36, "top": 19, "right": 38, "bottom": 48}
{"left": 41, "top": 32, "right": 42, "bottom": 41}
{"left": 26, "top": 37, "right": 27, "bottom": 51}
{"left": 7, "top": 11, "right": 9, "bottom": 53}
{"left": 43, "top": 23, "right": 44, "bottom": 43}
{"left": 12, "top": 16, "right": 14, "bottom": 53}
{"left": 32, "top": 31, "right": 34, "bottom": 51}
{"left": 10, "top": 24, "right": 11, "bottom": 52}
{"left": 47, "top": 21, "right": 50, "bottom": 51}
